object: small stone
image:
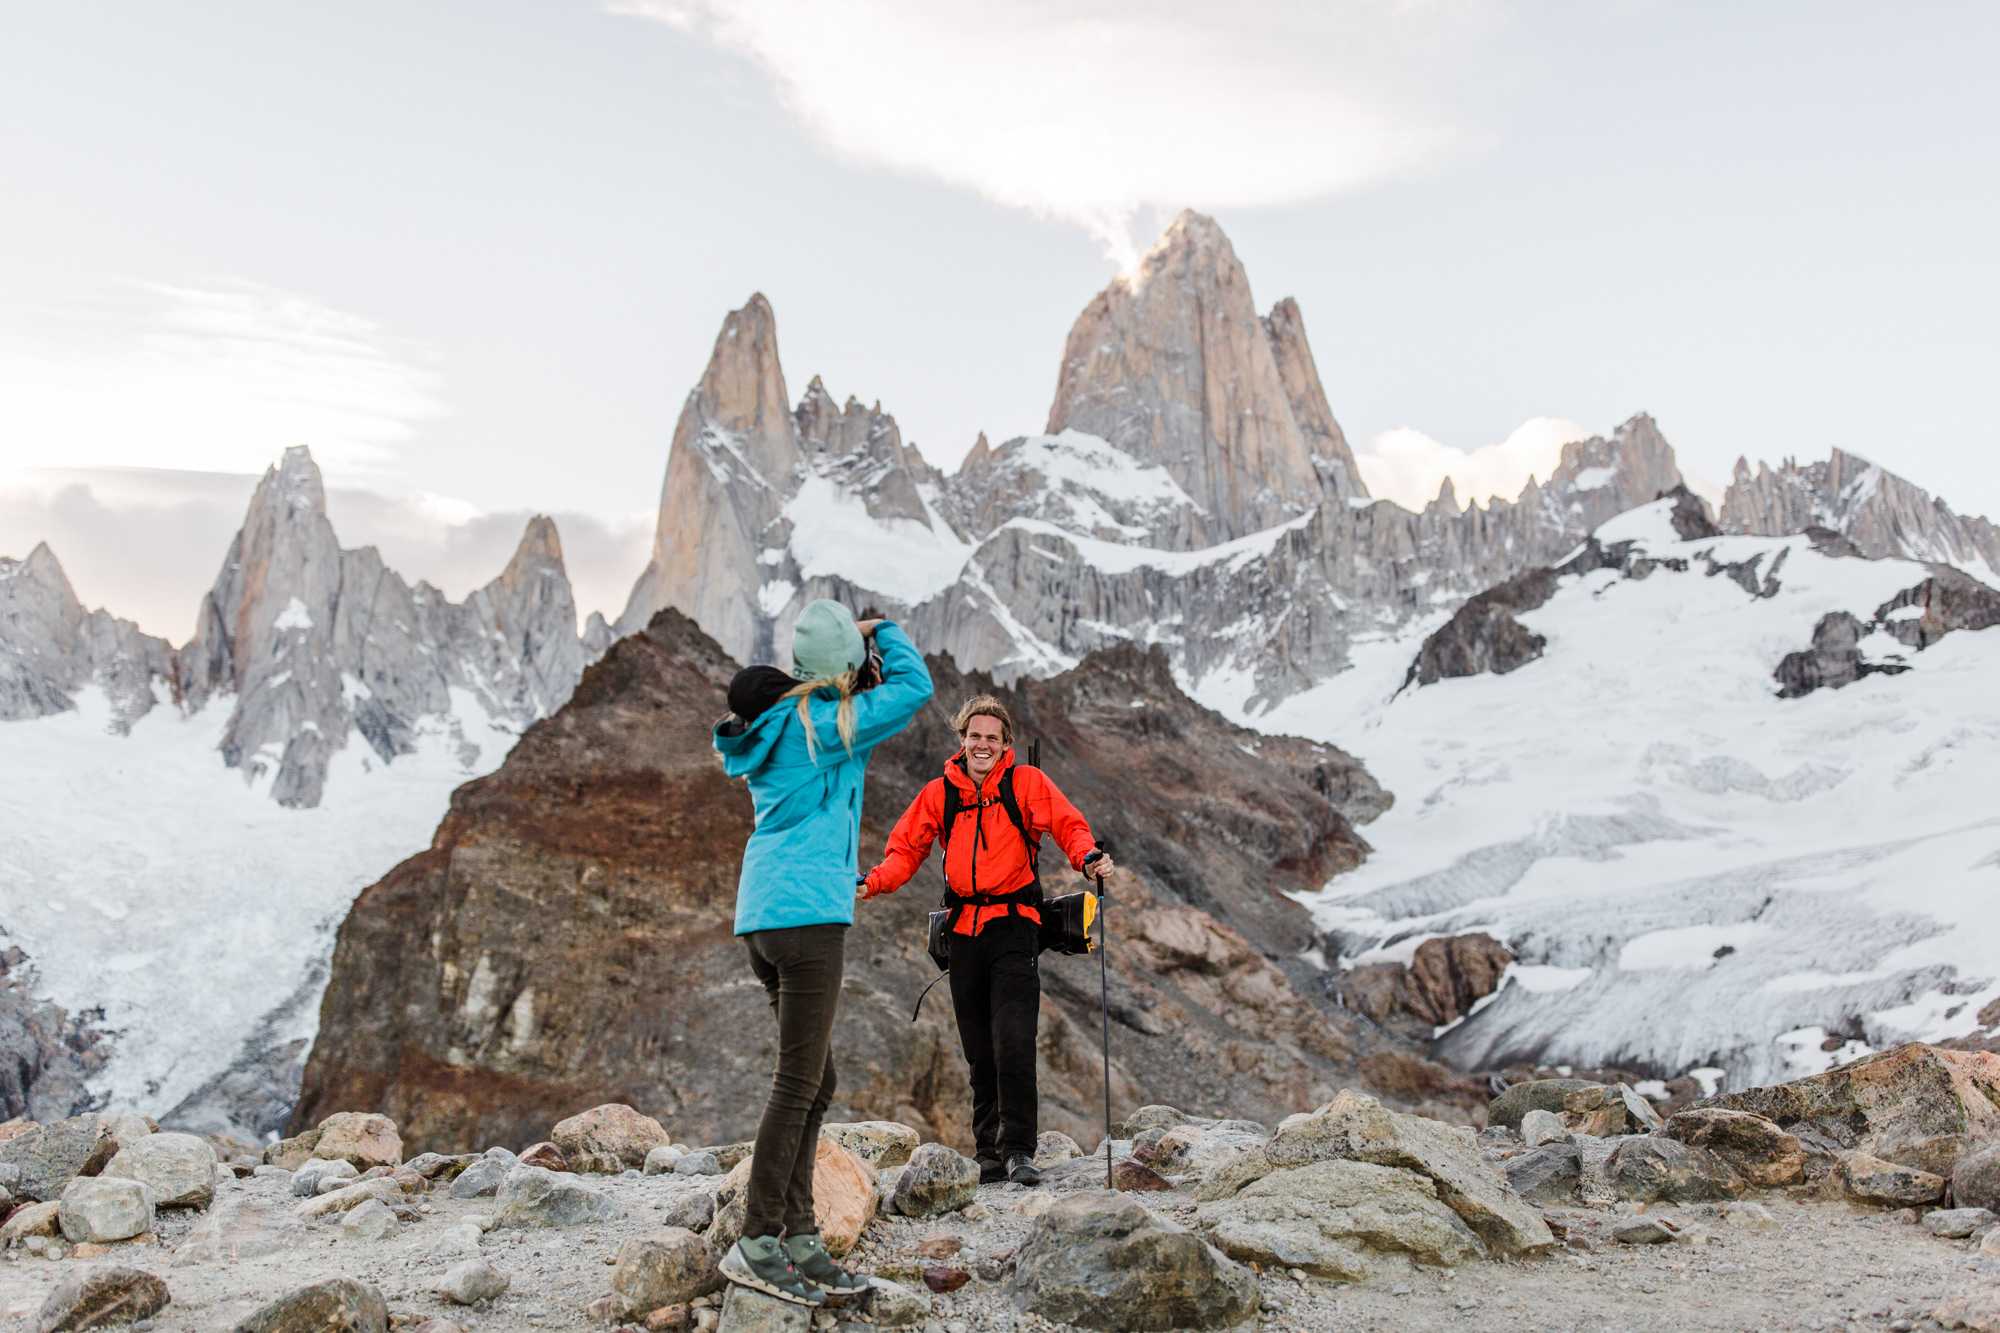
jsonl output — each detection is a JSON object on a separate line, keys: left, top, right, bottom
{"left": 310, "top": 1113, "right": 403, "bottom": 1171}
{"left": 293, "top": 1158, "right": 360, "bottom": 1197}
{"left": 339, "top": 1198, "right": 398, "bottom": 1242}
{"left": 58, "top": 1176, "right": 155, "bottom": 1244}
{"left": 1955, "top": 1142, "right": 2000, "bottom": 1215}
{"left": 645, "top": 1146, "right": 686, "bottom": 1175}
{"left": 922, "top": 1266, "right": 969, "bottom": 1293}
{"left": 1486, "top": 1080, "right": 1597, "bottom": 1131}
{"left": 464, "top": 1212, "right": 495, "bottom": 1231}
{"left": 448, "top": 1157, "right": 509, "bottom": 1199}
{"left": 1110, "top": 1160, "right": 1173, "bottom": 1192}
{"left": 1720, "top": 1201, "right": 1781, "bottom": 1233}
{"left": 1934, "top": 1280, "right": 2000, "bottom": 1332}
{"left": 1519, "top": 1110, "right": 1569, "bottom": 1149}
{"left": 658, "top": 1191, "right": 715, "bottom": 1233}
{"left": 912, "top": 1232, "right": 962, "bottom": 1259}
{"left": 1612, "top": 1218, "right": 1675, "bottom": 1245}
{"left": 1927, "top": 1208, "right": 1999, "bottom": 1239}
{"left": 552, "top": 1104, "right": 672, "bottom": 1175}
{"left": 32, "top": 1264, "right": 170, "bottom": 1331}
{"left": 435, "top": 1259, "right": 510, "bottom": 1304}
{"left": 1, "top": 1200, "right": 61, "bottom": 1244}
{"left": 890, "top": 1144, "right": 979, "bottom": 1220}
{"left": 294, "top": 1178, "right": 399, "bottom": 1220}
{"left": 585, "top": 1294, "right": 634, "bottom": 1322}
{"left": 253, "top": 1165, "right": 293, "bottom": 1182}
{"left": 645, "top": 1306, "right": 692, "bottom": 1331}
{"left": 613, "top": 1228, "right": 724, "bottom": 1310}
{"left": 863, "top": 1278, "right": 930, "bottom": 1327}
{"left": 717, "top": 1284, "right": 812, "bottom": 1331}
{"left": 401, "top": 1153, "right": 456, "bottom": 1179}
{"left": 430, "top": 1222, "right": 485, "bottom": 1256}
{"left": 818, "top": 1122, "right": 920, "bottom": 1170}
{"left": 101, "top": 1132, "right": 218, "bottom": 1210}
{"left": 229, "top": 1277, "right": 388, "bottom": 1332}
{"left": 673, "top": 1152, "right": 723, "bottom": 1177}
{"left": 493, "top": 1164, "right": 625, "bottom": 1229}
{"left": 1033, "top": 1132, "right": 1083, "bottom": 1169}
{"left": 518, "top": 1141, "right": 570, "bottom": 1172}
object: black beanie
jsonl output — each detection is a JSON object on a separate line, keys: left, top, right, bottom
{"left": 728, "top": 665, "right": 796, "bottom": 723}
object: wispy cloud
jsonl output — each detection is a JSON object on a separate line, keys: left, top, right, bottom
{"left": 1355, "top": 416, "right": 1594, "bottom": 512}
{"left": 616, "top": 0, "right": 1501, "bottom": 263}
{"left": 0, "top": 275, "right": 444, "bottom": 475}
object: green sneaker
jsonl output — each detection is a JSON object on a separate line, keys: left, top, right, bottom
{"left": 721, "top": 1234, "right": 826, "bottom": 1305}
{"left": 784, "top": 1231, "right": 870, "bottom": 1297}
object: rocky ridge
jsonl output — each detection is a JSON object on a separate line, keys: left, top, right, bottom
{"left": 1721, "top": 448, "right": 2000, "bottom": 577}
{"left": 0, "top": 544, "right": 175, "bottom": 734}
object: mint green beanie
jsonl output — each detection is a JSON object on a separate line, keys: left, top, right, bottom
{"left": 790, "top": 599, "right": 866, "bottom": 681}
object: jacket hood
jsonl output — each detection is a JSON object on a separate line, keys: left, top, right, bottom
{"left": 714, "top": 697, "right": 797, "bottom": 774}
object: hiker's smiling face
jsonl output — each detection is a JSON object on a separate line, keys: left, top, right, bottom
{"left": 960, "top": 715, "right": 1007, "bottom": 783}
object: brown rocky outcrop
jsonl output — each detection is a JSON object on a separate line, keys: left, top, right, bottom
{"left": 1702, "top": 1043, "right": 2000, "bottom": 1178}
{"left": 295, "top": 609, "right": 1490, "bottom": 1155}
{"left": 1045, "top": 211, "right": 1367, "bottom": 543}
{"left": 1329, "top": 934, "right": 1514, "bottom": 1040}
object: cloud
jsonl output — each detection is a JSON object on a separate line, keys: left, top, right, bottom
{"left": 0, "top": 275, "right": 444, "bottom": 475}
{"left": 616, "top": 0, "right": 1500, "bottom": 263}
{"left": 1354, "top": 416, "right": 1595, "bottom": 512}
{"left": 0, "top": 466, "right": 650, "bottom": 644}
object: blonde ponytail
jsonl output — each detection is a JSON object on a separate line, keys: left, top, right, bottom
{"left": 783, "top": 670, "right": 860, "bottom": 765}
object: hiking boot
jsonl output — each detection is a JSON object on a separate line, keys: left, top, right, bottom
{"left": 1005, "top": 1153, "right": 1042, "bottom": 1186}
{"left": 976, "top": 1155, "right": 1007, "bottom": 1185}
{"left": 721, "top": 1234, "right": 826, "bottom": 1305}
{"left": 784, "top": 1231, "right": 870, "bottom": 1298}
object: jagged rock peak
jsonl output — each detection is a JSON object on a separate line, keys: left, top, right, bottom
{"left": 962, "top": 431, "right": 994, "bottom": 470}
{"left": 0, "top": 541, "right": 175, "bottom": 733}
{"left": 1044, "top": 210, "right": 1367, "bottom": 546}
{"left": 694, "top": 293, "right": 795, "bottom": 485}
{"left": 1720, "top": 447, "right": 2000, "bottom": 574}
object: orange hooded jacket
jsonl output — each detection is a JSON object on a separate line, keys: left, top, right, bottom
{"left": 862, "top": 747, "right": 1098, "bottom": 935}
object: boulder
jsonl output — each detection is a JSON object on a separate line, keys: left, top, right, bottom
{"left": 310, "top": 1113, "right": 402, "bottom": 1170}
{"left": 1, "top": 1201, "right": 61, "bottom": 1244}
{"left": 1606, "top": 1138, "right": 1743, "bottom": 1203}
{"left": 611, "top": 1227, "right": 724, "bottom": 1310}
{"left": 1956, "top": 1142, "right": 2000, "bottom": 1213}
{"left": 448, "top": 1156, "right": 508, "bottom": 1198}
{"left": 1832, "top": 1150, "right": 1948, "bottom": 1206}
{"left": 435, "top": 1259, "right": 510, "bottom": 1304}
{"left": 1519, "top": 1110, "right": 1569, "bottom": 1149}
{"left": 1706, "top": 1043, "right": 2000, "bottom": 1177}
{"left": 717, "top": 1284, "right": 810, "bottom": 1332}
{"left": 1200, "top": 1090, "right": 1552, "bottom": 1256}
{"left": 1560, "top": 1085, "right": 1627, "bottom": 1138}
{"left": 102, "top": 1132, "right": 219, "bottom": 1209}
{"left": 292, "top": 1158, "right": 359, "bottom": 1197}
{"left": 889, "top": 1143, "right": 979, "bottom": 1220}
{"left": 1613, "top": 1218, "right": 1676, "bottom": 1245}
{"left": 1934, "top": 1281, "right": 2000, "bottom": 1333}
{"left": 1487, "top": 1080, "right": 1596, "bottom": 1131}
{"left": 672, "top": 1151, "right": 722, "bottom": 1177}
{"left": 644, "top": 1146, "right": 684, "bottom": 1175}
{"left": 106, "top": 1116, "right": 154, "bottom": 1149}
{"left": 230, "top": 1278, "right": 388, "bottom": 1333}
{"left": 1007, "top": 1191, "right": 1259, "bottom": 1331}
{"left": 517, "top": 1141, "right": 570, "bottom": 1172}
{"left": 339, "top": 1198, "right": 397, "bottom": 1242}
{"left": 863, "top": 1277, "right": 931, "bottom": 1327}
{"left": 1197, "top": 1159, "right": 1483, "bottom": 1280}
{"left": 294, "top": 1179, "right": 400, "bottom": 1221}
{"left": 1928, "top": 1209, "right": 1999, "bottom": 1239}
{"left": 493, "top": 1164, "right": 625, "bottom": 1228}
{"left": 261, "top": 1130, "right": 321, "bottom": 1171}
{"left": 172, "top": 1192, "right": 309, "bottom": 1264}
{"left": 819, "top": 1121, "right": 919, "bottom": 1170}
{"left": 1620, "top": 1084, "right": 1667, "bottom": 1131}
{"left": 1034, "top": 1131, "right": 1083, "bottom": 1168}
{"left": 0, "top": 1115, "right": 119, "bottom": 1201}
{"left": 811, "top": 1137, "right": 880, "bottom": 1258}
{"left": 659, "top": 1189, "right": 715, "bottom": 1233}
{"left": 33, "top": 1265, "right": 171, "bottom": 1332}
{"left": 58, "top": 1175, "right": 155, "bottom": 1244}
{"left": 1503, "top": 1145, "right": 1582, "bottom": 1204}
{"left": 1663, "top": 1108, "right": 1805, "bottom": 1187}
{"left": 552, "top": 1103, "right": 671, "bottom": 1175}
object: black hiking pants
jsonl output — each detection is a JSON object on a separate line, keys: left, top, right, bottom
{"left": 742, "top": 922, "right": 845, "bottom": 1241}
{"left": 947, "top": 915, "right": 1040, "bottom": 1161}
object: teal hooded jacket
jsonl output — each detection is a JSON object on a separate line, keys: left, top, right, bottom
{"left": 714, "top": 622, "right": 933, "bottom": 935}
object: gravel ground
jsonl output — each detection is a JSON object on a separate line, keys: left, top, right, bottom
{"left": 2, "top": 1172, "right": 1996, "bottom": 1332}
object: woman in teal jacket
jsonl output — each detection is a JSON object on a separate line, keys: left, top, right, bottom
{"left": 712, "top": 600, "right": 932, "bottom": 1305}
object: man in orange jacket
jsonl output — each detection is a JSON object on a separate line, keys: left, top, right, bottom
{"left": 860, "top": 695, "right": 1114, "bottom": 1185}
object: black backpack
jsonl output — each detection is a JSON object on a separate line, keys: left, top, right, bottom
{"left": 922, "top": 762, "right": 1096, "bottom": 972}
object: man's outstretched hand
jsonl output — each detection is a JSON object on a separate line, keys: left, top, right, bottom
{"left": 1086, "top": 854, "right": 1116, "bottom": 880}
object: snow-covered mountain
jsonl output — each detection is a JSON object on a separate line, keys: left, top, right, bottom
{"left": 0, "top": 447, "right": 596, "bottom": 1135}
{"left": 1237, "top": 498, "right": 2000, "bottom": 1093}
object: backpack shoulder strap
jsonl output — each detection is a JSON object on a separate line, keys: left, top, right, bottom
{"left": 937, "top": 777, "right": 963, "bottom": 850}
{"left": 997, "top": 766, "right": 1040, "bottom": 872}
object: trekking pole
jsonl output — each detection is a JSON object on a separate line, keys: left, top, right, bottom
{"left": 1096, "top": 862, "right": 1113, "bottom": 1190}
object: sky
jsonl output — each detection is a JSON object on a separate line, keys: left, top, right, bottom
{"left": 1, "top": 1, "right": 1996, "bottom": 642}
